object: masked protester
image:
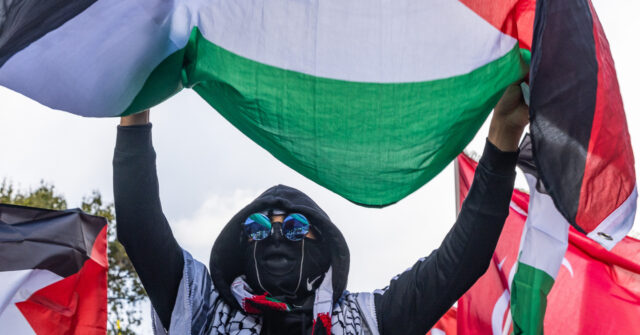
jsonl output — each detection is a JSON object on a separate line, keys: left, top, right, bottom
{"left": 114, "top": 84, "right": 529, "bottom": 335}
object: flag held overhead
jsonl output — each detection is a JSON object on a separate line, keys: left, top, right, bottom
{"left": 0, "top": 0, "right": 634, "bottom": 248}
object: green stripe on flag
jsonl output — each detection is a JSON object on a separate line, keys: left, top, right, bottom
{"left": 174, "top": 28, "right": 527, "bottom": 206}
{"left": 511, "top": 262, "right": 555, "bottom": 335}
{"left": 122, "top": 49, "right": 187, "bottom": 116}
{"left": 520, "top": 49, "right": 532, "bottom": 67}
{"left": 511, "top": 173, "right": 571, "bottom": 335}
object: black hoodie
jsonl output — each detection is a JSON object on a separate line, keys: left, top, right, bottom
{"left": 209, "top": 184, "right": 350, "bottom": 310}
{"left": 114, "top": 124, "right": 518, "bottom": 335}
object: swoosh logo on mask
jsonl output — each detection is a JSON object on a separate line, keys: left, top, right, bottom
{"left": 306, "top": 275, "right": 322, "bottom": 291}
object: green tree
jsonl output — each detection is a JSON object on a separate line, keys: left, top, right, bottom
{"left": 0, "top": 180, "right": 147, "bottom": 334}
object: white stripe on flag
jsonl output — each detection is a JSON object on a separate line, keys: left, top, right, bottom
{"left": 587, "top": 185, "right": 637, "bottom": 250}
{"left": 0, "top": 0, "right": 182, "bottom": 117}
{"left": 519, "top": 174, "right": 569, "bottom": 278}
{"left": 510, "top": 200, "right": 527, "bottom": 217}
{"left": 0, "top": 269, "right": 63, "bottom": 334}
{"left": 185, "top": 0, "right": 517, "bottom": 82}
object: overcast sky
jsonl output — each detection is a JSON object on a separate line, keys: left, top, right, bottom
{"left": 1, "top": 0, "right": 638, "bottom": 301}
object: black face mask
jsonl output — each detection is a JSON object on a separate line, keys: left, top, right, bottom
{"left": 244, "top": 231, "right": 330, "bottom": 303}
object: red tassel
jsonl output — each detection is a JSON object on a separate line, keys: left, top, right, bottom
{"left": 311, "top": 313, "right": 331, "bottom": 335}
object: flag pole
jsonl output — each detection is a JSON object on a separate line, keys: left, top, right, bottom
{"left": 454, "top": 158, "right": 461, "bottom": 217}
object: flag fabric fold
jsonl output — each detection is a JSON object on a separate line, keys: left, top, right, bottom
{"left": 0, "top": 0, "right": 529, "bottom": 207}
{"left": 0, "top": 204, "right": 107, "bottom": 334}
{"left": 455, "top": 151, "right": 640, "bottom": 335}
{"left": 528, "top": 0, "right": 636, "bottom": 247}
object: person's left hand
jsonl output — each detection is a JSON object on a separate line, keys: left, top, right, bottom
{"left": 488, "top": 84, "right": 529, "bottom": 152}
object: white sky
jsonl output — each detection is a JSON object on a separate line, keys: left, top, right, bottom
{"left": 0, "top": 0, "right": 638, "bottom": 302}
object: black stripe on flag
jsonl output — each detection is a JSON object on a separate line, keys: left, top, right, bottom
{"left": 0, "top": 0, "right": 97, "bottom": 67}
{"left": 0, "top": 204, "right": 106, "bottom": 277}
{"left": 529, "top": 0, "right": 597, "bottom": 229}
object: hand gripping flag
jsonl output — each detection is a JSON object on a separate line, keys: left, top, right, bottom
{"left": 0, "top": 204, "right": 107, "bottom": 334}
{"left": 454, "top": 151, "right": 640, "bottom": 335}
{"left": 0, "top": 0, "right": 634, "bottom": 241}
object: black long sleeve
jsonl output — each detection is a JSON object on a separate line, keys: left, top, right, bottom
{"left": 374, "top": 140, "right": 518, "bottom": 335}
{"left": 113, "top": 124, "right": 184, "bottom": 330}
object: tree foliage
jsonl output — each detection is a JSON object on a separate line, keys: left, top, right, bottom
{"left": 0, "top": 179, "right": 147, "bottom": 334}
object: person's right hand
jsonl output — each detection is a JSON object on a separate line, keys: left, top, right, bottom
{"left": 487, "top": 84, "right": 529, "bottom": 152}
{"left": 120, "top": 109, "right": 150, "bottom": 126}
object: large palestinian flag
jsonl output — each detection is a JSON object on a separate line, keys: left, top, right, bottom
{"left": 456, "top": 150, "right": 640, "bottom": 334}
{"left": 0, "top": 1, "right": 634, "bottom": 243}
{"left": 0, "top": 204, "right": 107, "bottom": 334}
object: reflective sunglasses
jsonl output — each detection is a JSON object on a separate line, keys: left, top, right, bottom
{"left": 243, "top": 213, "right": 310, "bottom": 241}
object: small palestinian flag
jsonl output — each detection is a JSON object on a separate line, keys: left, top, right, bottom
{"left": 0, "top": 204, "right": 107, "bottom": 334}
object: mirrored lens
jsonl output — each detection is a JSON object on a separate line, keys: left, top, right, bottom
{"left": 283, "top": 213, "right": 310, "bottom": 241}
{"left": 244, "top": 213, "right": 271, "bottom": 240}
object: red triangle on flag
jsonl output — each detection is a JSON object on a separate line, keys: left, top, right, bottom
{"left": 16, "top": 227, "right": 107, "bottom": 335}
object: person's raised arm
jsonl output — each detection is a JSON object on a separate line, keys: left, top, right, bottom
{"left": 114, "top": 110, "right": 184, "bottom": 330}
{"left": 373, "top": 84, "right": 528, "bottom": 335}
